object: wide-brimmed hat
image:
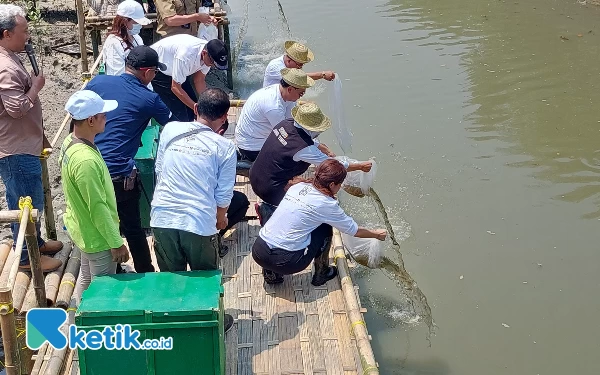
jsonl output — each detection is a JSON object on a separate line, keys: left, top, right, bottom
{"left": 291, "top": 103, "right": 331, "bottom": 132}
{"left": 280, "top": 68, "right": 315, "bottom": 89}
{"left": 284, "top": 40, "right": 314, "bottom": 64}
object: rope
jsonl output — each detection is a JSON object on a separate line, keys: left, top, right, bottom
{"left": 333, "top": 253, "right": 346, "bottom": 262}
{"left": 67, "top": 307, "right": 77, "bottom": 312}
{"left": 362, "top": 365, "right": 379, "bottom": 374}
{"left": 60, "top": 280, "right": 75, "bottom": 288}
{"left": 350, "top": 320, "right": 366, "bottom": 331}
{"left": 0, "top": 303, "right": 14, "bottom": 315}
{"left": 18, "top": 196, "right": 34, "bottom": 223}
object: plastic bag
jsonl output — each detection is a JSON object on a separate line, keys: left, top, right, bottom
{"left": 340, "top": 233, "right": 383, "bottom": 268}
{"left": 328, "top": 75, "right": 353, "bottom": 154}
{"left": 337, "top": 157, "right": 378, "bottom": 197}
{"left": 197, "top": 7, "right": 219, "bottom": 41}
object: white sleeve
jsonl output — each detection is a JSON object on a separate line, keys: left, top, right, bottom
{"left": 293, "top": 145, "right": 328, "bottom": 165}
{"left": 103, "top": 37, "right": 126, "bottom": 76}
{"left": 171, "top": 57, "right": 189, "bottom": 84}
{"left": 264, "top": 108, "right": 286, "bottom": 127}
{"left": 321, "top": 202, "right": 359, "bottom": 236}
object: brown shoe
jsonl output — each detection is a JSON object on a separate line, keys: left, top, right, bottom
{"left": 39, "top": 240, "right": 64, "bottom": 255}
{"left": 19, "top": 255, "right": 62, "bottom": 272}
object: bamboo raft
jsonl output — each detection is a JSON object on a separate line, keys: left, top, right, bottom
{"left": 16, "top": 107, "right": 380, "bottom": 375}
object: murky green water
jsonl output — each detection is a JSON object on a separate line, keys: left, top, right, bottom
{"left": 228, "top": 0, "right": 600, "bottom": 373}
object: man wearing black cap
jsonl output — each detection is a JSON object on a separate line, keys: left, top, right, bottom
{"left": 85, "top": 45, "right": 172, "bottom": 274}
{"left": 150, "top": 34, "right": 228, "bottom": 122}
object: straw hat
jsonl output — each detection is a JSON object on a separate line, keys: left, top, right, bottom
{"left": 291, "top": 103, "right": 331, "bottom": 132}
{"left": 280, "top": 68, "right": 315, "bottom": 89}
{"left": 284, "top": 41, "right": 314, "bottom": 64}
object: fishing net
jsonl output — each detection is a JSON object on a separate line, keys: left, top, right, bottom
{"left": 337, "top": 157, "right": 378, "bottom": 198}
{"left": 328, "top": 75, "right": 353, "bottom": 154}
{"left": 341, "top": 234, "right": 383, "bottom": 269}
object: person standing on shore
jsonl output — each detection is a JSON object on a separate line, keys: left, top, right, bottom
{"left": 0, "top": 4, "right": 63, "bottom": 272}
{"left": 60, "top": 90, "right": 130, "bottom": 303}
{"left": 150, "top": 35, "right": 229, "bottom": 122}
{"left": 87, "top": 46, "right": 171, "bottom": 274}
{"left": 154, "top": 0, "right": 216, "bottom": 38}
{"left": 263, "top": 41, "right": 336, "bottom": 88}
{"left": 103, "top": 0, "right": 151, "bottom": 76}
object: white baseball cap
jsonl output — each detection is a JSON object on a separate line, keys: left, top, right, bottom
{"left": 117, "top": 0, "right": 151, "bottom": 25}
{"left": 65, "top": 90, "right": 118, "bottom": 120}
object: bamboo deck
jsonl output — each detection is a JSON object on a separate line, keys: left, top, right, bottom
{"left": 26, "top": 106, "right": 375, "bottom": 374}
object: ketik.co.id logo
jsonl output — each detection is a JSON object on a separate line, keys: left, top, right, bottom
{"left": 26, "top": 308, "right": 173, "bottom": 350}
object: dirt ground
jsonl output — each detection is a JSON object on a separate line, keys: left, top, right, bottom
{"left": 0, "top": 0, "right": 233, "bottom": 242}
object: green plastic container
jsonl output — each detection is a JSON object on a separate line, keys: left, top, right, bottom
{"left": 134, "top": 121, "right": 160, "bottom": 229}
{"left": 75, "top": 271, "right": 225, "bottom": 375}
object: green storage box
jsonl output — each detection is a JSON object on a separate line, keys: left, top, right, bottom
{"left": 134, "top": 121, "right": 160, "bottom": 229}
{"left": 75, "top": 271, "right": 225, "bottom": 375}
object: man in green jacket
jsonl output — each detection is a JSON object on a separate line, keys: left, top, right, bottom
{"left": 59, "top": 90, "right": 130, "bottom": 303}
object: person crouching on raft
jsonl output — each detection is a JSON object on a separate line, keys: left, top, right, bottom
{"left": 251, "top": 159, "right": 387, "bottom": 285}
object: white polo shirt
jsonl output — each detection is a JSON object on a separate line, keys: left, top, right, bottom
{"left": 234, "top": 84, "right": 295, "bottom": 151}
{"left": 259, "top": 183, "right": 359, "bottom": 251}
{"left": 263, "top": 55, "right": 286, "bottom": 87}
{"left": 150, "top": 35, "right": 211, "bottom": 84}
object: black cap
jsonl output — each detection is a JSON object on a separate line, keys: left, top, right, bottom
{"left": 126, "top": 45, "right": 167, "bottom": 71}
{"left": 206, "top": 39, "right": 228, "bottom": 70}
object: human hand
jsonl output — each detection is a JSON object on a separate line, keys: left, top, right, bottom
{"left": 323, "top": 71, "right": 336, "bottom": 81}
{"left": 196, "top": 13, "right": 216, "bottom": 25}
{"left": 373, "top": 229, "right": 387, "bottom": 241}
{"left": 216, "top": 214, "right": 228, "bottom": 230}
{"left": 111, "top": 244, "right": 130, "bottom": 263}
{"left": 359, "top": 161, "right": 373, "bottom": 173}
{"left": 31, "top": 69, "right": 45, "bottom": 90}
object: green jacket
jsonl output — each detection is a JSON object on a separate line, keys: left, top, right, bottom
{"left": 59, "top": 134, "right": 123, "bottom": 253}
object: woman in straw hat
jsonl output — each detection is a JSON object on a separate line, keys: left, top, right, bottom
{"left": 252, "top": 159, "right": 387, "bottom": 285}
{"left": 103, "top": 0, "right": 151, "bottom": 76}
{"left": 263, "top": 40, "right": 336, "bottom": 88}
{"left": 249, "top": 102, "right": 373, "bottom": 215}
{"left": 235, "top": 68, "right": 315, "bottom": 162}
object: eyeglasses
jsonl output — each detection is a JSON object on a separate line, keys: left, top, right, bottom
{"left": 139, "top": 67, "right": 158, "bottom": 73}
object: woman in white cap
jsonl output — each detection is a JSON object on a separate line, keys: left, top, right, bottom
{"left": 59, "top": 90, "right": 130, "bottom": 303}
{"left": 103, "top": 0, "right": 151, "bottom": 76}
{"left": 252, "top": 159, "right": 386, "bottom": 285}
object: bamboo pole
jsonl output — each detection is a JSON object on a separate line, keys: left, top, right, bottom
{"left": 0, "top": 240, "right": 12, "bottom": 272}
{"left": 75, "top": 0, "right": 88, "bottom": 73}
{"left": 40, "top": 152, "right": 57, "bottom": 240}
{"left": 331, "top": 229, "right": 379, "bottom": 374}
{"left": 44, "top": 323, "right": 69, "bottom": 375}
{"left": 55, "top": 247, "right": 81, "bottom": 309}
{"left": 12, "top": 271, "right": 30, "bottom": 313}
{"left": 0, "top": 251, "right": 16, "bottom": 287}
{"left": 223, "top": 23, "right": 234, "bottom": 90}
{"left": 19, "top": 283, "right": 36, "bottom": 315}
{"left": 45, "top": 243, "right": 73, "bottom": 306}
{"left": 16, "top": 315, "right": 34, "bottom": 374}
{"left": 0, "top": 287, "right": 21, "bottom": 375}
{"left": 83, "top": 10, "right": 226, "bottom": 23}
{"left": 229, "top": 99, "right": 310, "bottom": 107}
{"left": 0, "top": 210, "right": 39, "bottom": 224}
{"left": 25, "top": 220, "right": 47, "bottom": 308}
{"left": 7, "top": 204, "right": 32, "bottom": 289}
{"left": 30, "top": 342, "right": 48, "bottom": 375}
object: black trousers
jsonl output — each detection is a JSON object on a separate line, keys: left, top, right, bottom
{"left": 237, "top": 148, "right": 260, "bottom": 162}
{"left": 112, "top": 176, "right": 155, "bottom": 273}
{"left": 221, "top": 191, "right": 250, "bottom": 236}
{"left": 152, "top": 71, "right": 197, "bottom": 122}
{"left": 252, "top": 224, "right": 333, "bottom": 275}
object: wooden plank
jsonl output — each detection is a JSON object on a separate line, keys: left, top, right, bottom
{"left": 237, "top": 347, "right": 252, "bottom": 375}
{"left": 265, "top": 290, "right": 278, "bottom": 344}
{"left": 238, "top": 296, "right": 252, "bottom": 346}
{"left": 276, "top": 274, "right": 297, "bottom": 315}
{"left": 323, "top": 339, "right": 345, "bottom": 375}
{"left": 306, "top": 314, "right": 326, "bottom": 372}
{"left": 251, "top": 273, "right": 266, "bottom": 320}
{"left": 238, "top": 253, "right": 251, "bottom": 294}
{"left": 326, "top": 275, "right": 347, "bottom": 313}
{"left": 333, "top": 312, "right": 358, "bottom": 371}
{"left": 252, "top": 319, "right": 269, "bottom": 374}
{"left": 315, "top": 289, "right": 336, "bottom": 339}
{"left": 267, "top": 344, "right": 281, "bottom": 375}
{"left": 278, "top": 315, "right": 303, "bottom": 374}
{"left": 225, "top": 323, "right": 238, "bottom": 375}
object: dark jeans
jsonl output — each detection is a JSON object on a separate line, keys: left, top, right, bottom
{"left": 220, "top": 191, "right": 250, "bottom": 236}
{"left": 252, "top": 223, "right": 333, "bottom": 275}
{"left": 154, "top": 228, "right": 220, "bottom": 271}
{"left": 0, "top": 155, "right": 45, "bottom": 265}
{"left": 237, "top": 148, "right": 260, "bottom": 162}
{"left": 152, "top": 71, "right": 197, "bottom": 122}
{"left": 112, "top": 175, "right": 155, "bottom": 273}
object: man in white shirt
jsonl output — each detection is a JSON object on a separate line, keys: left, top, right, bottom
{"left": 235, "top": 68, "right": 314, "bottom": 162}
{"left": 151, "top": 88, "right": 247, "bottom": 331}
{"left": 150, "top": 35, "right": 228, "bottom": 121}
{"left": 263, "top": 40, "right": 335, "bottom": 88}
{"left": 250, "top": 102, "right": 372, "bottom": 214}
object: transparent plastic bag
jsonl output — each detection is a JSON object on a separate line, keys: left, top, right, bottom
{"left": 337, "top": 157, "right": 378, "bottom": 197}
{"left": 328, "top": 75, "right": 353, "bottom": 154}
{"left": 197, "top": 7, "right": 219, "bottom": 41}
{"left": 340, "top": 233, "right": 383, "bottom": 269}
